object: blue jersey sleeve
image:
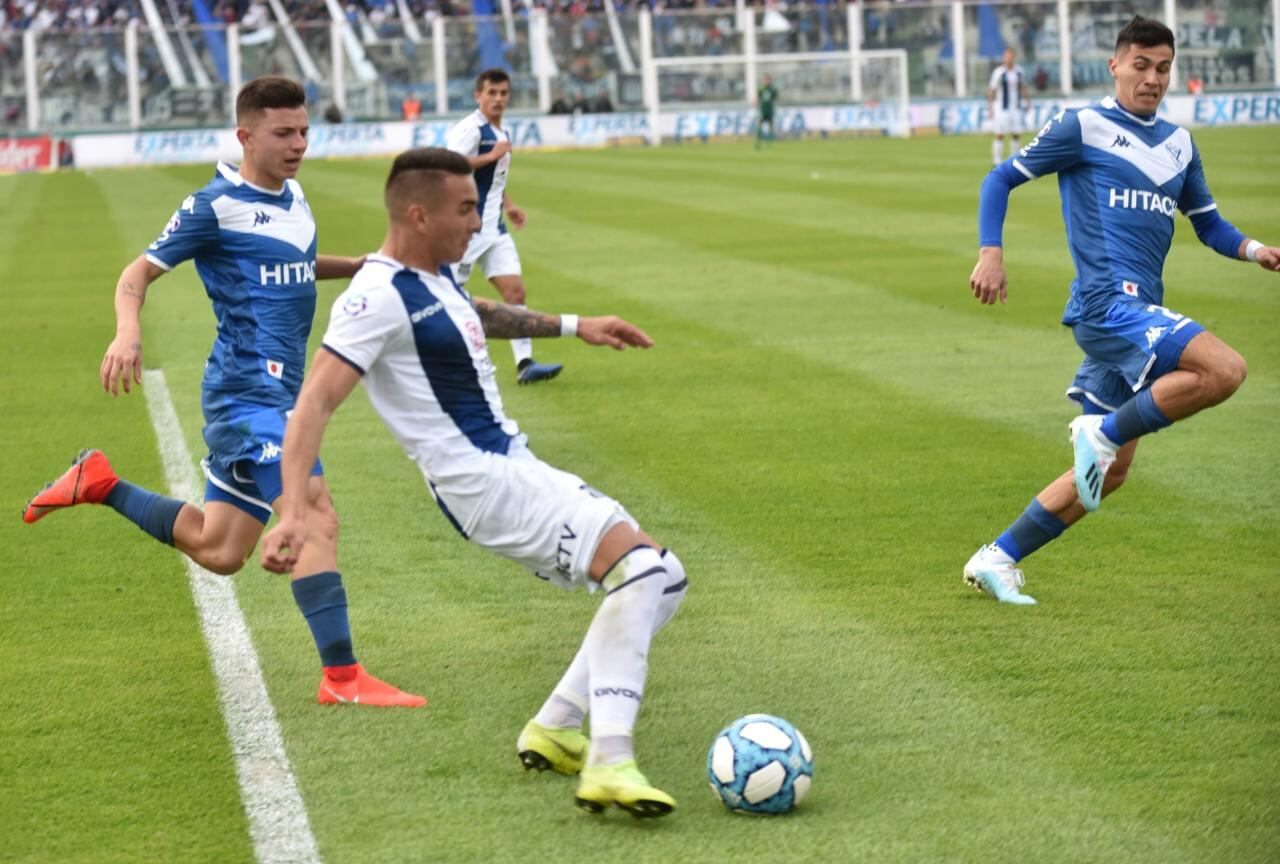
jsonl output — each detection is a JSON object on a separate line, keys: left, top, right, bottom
{"left": 145, "top": 192, "right": 218, "bottom": 271}
{"left": 1176, "top": 141, "right": 1216, "bottom": 216}
{"left": 1010, "top": 109, "right": 1083, "bottom": 179}
{"left": 1179, "top": 139, "right": 1246, "bottom": 259}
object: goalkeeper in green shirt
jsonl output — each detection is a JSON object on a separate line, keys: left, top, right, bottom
{"left": 756, "top": 75, "right": 778, "bottom": 148}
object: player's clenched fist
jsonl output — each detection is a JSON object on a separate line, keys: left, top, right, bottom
{"left": 261, "top": 516, "right": 306, "bottom": 574}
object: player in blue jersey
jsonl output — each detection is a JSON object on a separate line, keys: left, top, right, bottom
{"left": 447, "top": 68, "right": 564, "bottom": 386}
{"left": 259, "top": 148, "right": 684, "bottom": 817}
{"left": 24, "top": 77, "right": 425, "bottom": 706}
{"left": 963, "top": 16, "right": 1280, "bottom": 604}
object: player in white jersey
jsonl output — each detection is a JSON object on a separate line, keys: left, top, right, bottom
{"left": 261, "top": 148, "right": 687, "bottom": 818}
{"left": 23, "top": 78, "right": 423, "bottom": 706}
{"left": 964, "top": 17, "right": 1280, "bottom": 604}
{"left": 447, "top": 68, "right": 563, "bottom": 386}
{"left": 987, "top": 48, "right": 1029, "bottom": 166}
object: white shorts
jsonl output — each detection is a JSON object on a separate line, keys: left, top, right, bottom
{"left": 426, "top": 446, "right": 636, "bottom": 592}
{"left": 991, "top": 110, "right": 1024, "bottom": 135}
{"left": 452, "top": 232, "right": 521, "bottom": 284}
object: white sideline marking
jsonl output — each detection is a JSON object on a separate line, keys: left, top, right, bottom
{"left": 142, "top": 369, "right": 321, "bottom": 864}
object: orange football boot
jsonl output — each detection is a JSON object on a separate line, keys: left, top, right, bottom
{"left": 317, "top": 664, "right": 427, "bottom": 708}
{"left": 24, "top": 449, "right": 121, "bottom": 524}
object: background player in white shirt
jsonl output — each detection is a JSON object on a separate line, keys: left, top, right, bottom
{"left": 988, "top": 48, "right": 1029, "bottom": 166}
{"left": 447, "top": 68, "right": 563, "bottom": 386}
{"left": 261, "top": 148, "right": 687, "bottom": 818}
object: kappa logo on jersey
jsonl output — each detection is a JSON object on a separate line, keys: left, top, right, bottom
{"left": 343, "top": 294, "right": 368, "bottom": 317}
{"left": 259, "top": 261, "right": 317, "bottom": 284}
{"left": 1145, "top": 326, "right": 1167, "bottom": 349}
{"left": 266, "top": 359, "right": 284, "bottom": 379}
{"left": 258, "top": 441, "right": 282, "bottom": 463}
{"left": 1112, "top": 134, "right": 1132, "bottom": 148}
{"left": 410, "top": 301, "right": 444, "bottom": 323}
{"left": 253, "top": 211, "right": 272, "bottom": 227}
{"left": 1122, "top": 281, "right": 1139, "bottom": 297}
{"left": 1108, "top": 188, "right": 1177, "bottom": 217}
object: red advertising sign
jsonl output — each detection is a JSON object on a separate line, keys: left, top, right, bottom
{"left": 0, "top": 136, "right": 54, "bottom": 174}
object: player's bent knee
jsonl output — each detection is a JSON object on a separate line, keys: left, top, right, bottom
{"left": 199, "top": 546, "right": 249, "bottom": 576}
{"left": 1214, "top": 352, "right": 1248, "bottom": 399}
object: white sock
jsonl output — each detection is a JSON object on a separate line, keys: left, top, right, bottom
{"left": 584, "top": 546, "right": 667, "bottom": 767}
{"left": 511, "top": 305, "right": 534, "bottom": 368}
{"left": 534, "top": 549, "right": 687, "bottom": 734}
{"left": 992, "top": 138, "right": 1003, "bottom": 165}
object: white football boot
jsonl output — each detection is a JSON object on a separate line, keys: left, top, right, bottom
{"left": 963, "top": 545, "right": 1037, "bottom": 605}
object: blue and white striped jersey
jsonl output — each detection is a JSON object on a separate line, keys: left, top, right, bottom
{"left": 988, "top": 64, "right": 1025, "bottom": 112}
{"left": 1005, "top": 97, "right": 1217, "bottom": 323}
{"left": 446, "top": 110, "right": 511, "bottom": 236}
{"left": 321, "top": 254, "right": 523, "bottom": 490}
{"left": 144, "top": 161, "right": 318, "bottom": 412}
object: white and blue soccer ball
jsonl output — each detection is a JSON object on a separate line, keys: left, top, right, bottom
{"left": 707, "top": 714, "right": 813, "bottom": 814}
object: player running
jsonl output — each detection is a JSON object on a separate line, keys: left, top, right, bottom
{"left": 24, "top": 77, "right": 424, "bottom": 706}
{"left": 447, "top": 68, "right": 562, "bottom": 385}
{"left": 988, "top": 48, "right": 1029, "bottom": 166}
{"left": 964, "top": 16, "right": 1280, "bottom": 604}
{"left": 260, "top": 148, "right": 686, "bottom": 818}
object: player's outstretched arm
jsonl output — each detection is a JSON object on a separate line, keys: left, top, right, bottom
{"left": 1243, "top": 241, "right": 1280, "bottom": 272}
{"left": 473, "top": 299, "right": 654, "bottom": 349}
{"left": 260, "top": 349, "right": 362, "bottom": 575}
{"left": 101, "top": 255, "right": 166, "bottom": 396}
{"left": 316, "top": 255, "right": 367, "bottom": 280}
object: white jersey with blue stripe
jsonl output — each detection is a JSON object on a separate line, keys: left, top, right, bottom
{"left": 988, "top": 64, "right": 1025, "bottom": 112}
{"left": 1009, "top": 97, "right": 1218, "bottom": 323}
{"left": 321, "top": 254, "right": 523, "bottom": 491}
{"left": 446, "top": 110, "right": 511, "bottom": 236}
{"left": 144, "top": 161, "right": 318, "bottom": 411}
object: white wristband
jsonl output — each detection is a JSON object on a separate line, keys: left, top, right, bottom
{"left": 1245, "top": 240, "right": 1263, "bottom": 262}
{"left": 560, "top": 314, "right": 578, "bottom": 337}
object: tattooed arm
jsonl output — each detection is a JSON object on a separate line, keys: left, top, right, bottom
{"left": 101, "top": 255, "right": 167, "bottom": 396}
{"left": 473, "top": 297, "right": 561, "bottom": 339}
{"left": 473, "top": 298, "right": 655, "bottom": 350}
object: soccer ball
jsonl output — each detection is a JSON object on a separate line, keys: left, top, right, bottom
{"left": 707, "top": 714, "right": 813, "bottom": 814}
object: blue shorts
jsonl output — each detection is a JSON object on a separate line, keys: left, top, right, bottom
{"left": 1066, "top": 300, "right": 1204, "bottom": 414}
{"left": 202, "top": 457, "right": 324, "bottom": 523}
{"left": 201, "top": 404, "right": 322, "bottom": 523}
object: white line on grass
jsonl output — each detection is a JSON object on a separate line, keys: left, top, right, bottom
{"left": 142, "top": 369, "right": 321, "bottom": 864}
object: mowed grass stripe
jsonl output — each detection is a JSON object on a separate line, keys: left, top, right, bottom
{"left": 2, "top": 171, "right": 255, "bottom": 863}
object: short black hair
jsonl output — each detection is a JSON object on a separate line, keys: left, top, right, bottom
{"left": 474, "top": 68, "right": 511, "bottom": 92}
{"left": 236, "top": 76, "right": 306, "bottom": 124}
{"left": 383, "top": 147, "right": 473, "bottom": 215}
{"left": 1115, "top": 15, "right": 1175, "bottom": 56}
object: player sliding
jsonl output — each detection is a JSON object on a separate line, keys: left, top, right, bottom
{"left": 964, "top": 16, "right": 1280, "bottom": 604}
{"left": 23, "top": 77, "right": 423, "bottom": 707}
{"left": 259, "top": 148, "right": 687, "bottom": 818}
{"left": 447, "top": 68, "right": 563, "bottom": 385}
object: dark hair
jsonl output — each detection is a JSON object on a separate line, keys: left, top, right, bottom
{"left": 384, "top": 147, "right": 473, "bottom": 214}
{"left": 474, "top": 68, "right": 511, "bottom": 92}
{"left": 1115, "top": 15, "right": 1175, "bottom": 56}
{"left": 236, "top": 76, "right": 306, "bottom": 123}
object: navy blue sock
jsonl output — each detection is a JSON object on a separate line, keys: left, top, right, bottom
{"left": 291, "top": 571, "right": 357, "bottom": 668}
{"left": 994, "top": 499, "right": 1069, "bottom": 562}
{"left": 103, "top": 480, "right": 185, "bottom": 546}
{"left": 1100, "top": 389, "right": 1172, "bottom": 447}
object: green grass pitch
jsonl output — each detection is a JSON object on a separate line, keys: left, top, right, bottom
{"left": 1, "top": 128, "right": 1278, "bottom": 863}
